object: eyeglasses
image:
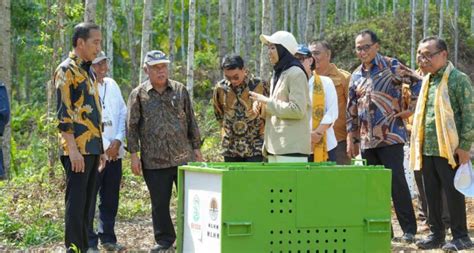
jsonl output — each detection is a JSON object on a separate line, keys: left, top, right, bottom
{"left": 311, "top": 51, "right": 322, "bottom": 56}
{"left": 417, "top": 50, "right": 443, "bottom": 61}
{"left": 355, "top": 43, "right": 374, "bottom": 53}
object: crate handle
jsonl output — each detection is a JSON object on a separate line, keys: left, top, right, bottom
{"left": 364, "top": 218, "right": 390, "bottom": 233}
{"left": 224, "top": 222, "right": 252, "bottom": 236}
{"left": 351, "top": 158, "right": 367, "bottom": 166}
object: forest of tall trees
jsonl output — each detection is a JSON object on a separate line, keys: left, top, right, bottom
{"left": 0, "top": 0, "right": 473, "bottom": 178}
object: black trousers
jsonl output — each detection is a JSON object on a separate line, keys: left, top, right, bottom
{"left": 224, "top": 155, "right": 263, "bottom": 162}
{"left": 333, "top": 140, "right": 351, "bottom": 165}
{"left": 88, "top": 159, "right": 122, "bottom": 247}
{"left": 414, "top": 169, "right": 450, "bottom": 227}
{"left": 142, "top": 167, "right": 177, "bottom": 247}
{"left": 61, "top": 155, "right": 100, "bottom": 253}
{"left": 361, "top": 144, "right": 417, "bottom": 235}
{"left": 421, "top": 155, "right": 468, "bottom": 239}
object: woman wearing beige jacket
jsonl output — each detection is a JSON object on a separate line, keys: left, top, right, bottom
{"left": 250, "top": 31, "right": 312, "bottom": 163}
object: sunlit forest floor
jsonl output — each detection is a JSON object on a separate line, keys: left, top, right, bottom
{"left": 1, "top": 189, "right": 472, "bottom": 252}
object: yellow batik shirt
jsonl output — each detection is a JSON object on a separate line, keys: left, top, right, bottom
{"left": 55, "top": 52, "right": 103, "bottom": 155}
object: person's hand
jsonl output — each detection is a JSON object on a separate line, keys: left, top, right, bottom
{"left": 194, "top": 149, "right": 204, "bottom": 162}
{"left": 249, "top": 91, "right": 270, "bottom": 104}
{"left": 130, "top": 153, "right": 142, "bottom": 176}
{"left": 346, "top": 140, "right": 360, "bottom": 158}
{"left": 455, "top": 148, "right": 470, "bottom": 165}
{"left": 105, "top": 139, "right": 121, "bottom": 161}
{"left": 311, "top": 131, "right": 323, "bottom": 150}
{"left": 394, "top": 110, "right": 413, "bottom": 119}
{"left": 69, "top": 148, "right": 85, "bottom": 173}
{"left": 252, "top": 101, "right": 262, "bottom": 114}
{"left": 98, "top": 154, "right": 107, "bottom": 172}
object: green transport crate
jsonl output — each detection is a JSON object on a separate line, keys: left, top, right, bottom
{"left": 177, "top": 162, "right": 392, "bottom": 253}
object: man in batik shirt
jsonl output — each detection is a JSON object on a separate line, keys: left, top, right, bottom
{"left": 213, "top": 55, "right": 268, "bottom": 162}
{"left": 55, "top": 22, "right": 106, "bottom": 253}
{"left": 346, "top": 29, "right": 421, "bottom": 243}
{"left": 127, "top": 50, "right": 202, "bottom": 252}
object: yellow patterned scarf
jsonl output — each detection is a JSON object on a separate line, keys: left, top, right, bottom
{"left": 312, "top": 73, "right": 328, "bottom": 162}
{"left": 410, "top": 62, "right": 458, "bottom": 171}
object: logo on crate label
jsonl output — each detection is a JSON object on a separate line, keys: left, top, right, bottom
{"left": 192, "top": 194, "right": 200, "bottom": 222}
{"left": 209, "top": 197, "right": 219, "bottom": 221}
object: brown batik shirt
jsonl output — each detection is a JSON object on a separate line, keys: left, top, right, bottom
{"left": 212, "top": 75, "right": 268, "bottom": 157}
{"left": 127, "top": 79, "right": 201, "bottom": 169}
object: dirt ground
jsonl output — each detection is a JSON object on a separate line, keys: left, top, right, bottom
{"left": 3, "top": 199, "right": 473, "bottom": 253}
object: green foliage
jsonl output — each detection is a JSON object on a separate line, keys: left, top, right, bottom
{"left": 193, "top": 100, "right": 222, "bottom": 162}
{"left": 324, "top": 8, "right": 474, "bottom": 75}
{"left": 0, "top": 213, "right": 22, "bottom": 243}
{"left": 9, "top": 101, "right": 57, "bottom": 177}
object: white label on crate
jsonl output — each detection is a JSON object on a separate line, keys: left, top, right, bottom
{"left": 183, "top": 171, "right": 222, "bottom": 253}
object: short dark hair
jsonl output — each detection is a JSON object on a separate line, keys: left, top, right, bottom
{"left": 419, "top": 36, "right": 448, "bottom": 52}
{"left": 309, "top": 40, "right": 332, "bottom": 52}
{"left": 356, "top": 29, "right": 380, "bottom": 44}
{"left": 221, "top": 55, "right": 244, "bottom": 70}
{"left": 72, "top": 22, "right": 100, "bottom": 48}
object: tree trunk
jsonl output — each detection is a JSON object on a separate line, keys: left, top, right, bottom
{"left": 393, "top": 0, "right": 398, "bottom": 17}
{"left": 219, "top": 0, "right": 229, "bottom": 64}
{"left": 126, "top": 0, "right": 139, "bottom": 86}
{"left": 181, "top": 0, "right": 186, "bottom": 61}
{"left": 235, "top": 0, "right": 244, "bottom": 54}
{"left": 410, "top": 0, "right": 416, "bottom": 69}
{"left": 319, "top": 0, "right": 327, "bottom": 38}
{"left": 305, "top": 0, "right": 316, "bottom": 41}
{"left": 270, "top": 0, "right": 276, "bottom": 33}
{"left": 139, "top": 0, "right": 153, "bottom": 84}
{"left": 298, "top": 0, "right": 307, "bottom": 41}
{"left": 289, "top": 0, "right": 295, "bottom": 34}
{"left": 353, "top": 0, "right": 358, "bottom": 22}
{"left": 168, "top": 0, "right": 175, "bottom": 72}
{"left": 345, "top": 0, "right": 350, "bottom": 23}
{"left": 255, "top": 0, "right": 261, "bottom": 75}
{"left": 423, "top": 0, "right": 429, "bottom": 38}
{"left": 243, "top": 0, "right": 250, "bottom": 62}
{"left": 106, "top": 0, "right": 115, "bottom": 77}
{"left": 439, "top": 0, "right": 444, "bottom": 37}
{"left": 84, "top": 0, "right": 97, "bottom": 22}
{"left": 383, "top": 0, "right": 387, "bottom": 13}
{"left": 206, "top": 0, "right": 211, "bottom": 45}
{"left": 46, "top": 0, "right": 66, "bottom": 172}
{"left": 187, "top": 0, "right": 196, "bottom": 100}
{"left": 335, "top": 0, "right": 342, "bottom": 25}
{"left": 59, "top": 0, "right": 66, "bottom": 60}
{"left": 471, "top": 0, "right": 474, "bottom": 34}
{"left": 260, "top": 0, "right": 271, "bottom": 82}
{"left": 453, "top": 0, "right": 459, "bottom": 65}
{"left": 0, "top": 0, "right": 11, "bottom": 178}
{"left": 284, "top": 0, "right": 288, "bottom": 31}
{"left": 231, "top": 0, "right": 236, "bottom": 48}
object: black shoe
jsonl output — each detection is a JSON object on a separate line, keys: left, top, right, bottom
{"left": 416, "top": 234, "right": 446, "bottom": 249}
{"left": 150, "top": 244, "right": 172, "bottom": 252}
{"left": 441, "top": 236, "right": 473, "bottom": 251}
{"left": 400, "top": 233, "right": 416, "bottom": 244}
